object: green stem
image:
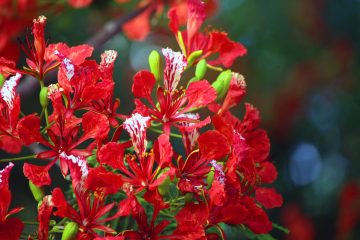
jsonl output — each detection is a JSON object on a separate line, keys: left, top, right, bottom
{"left": 207, "top": 64, "right": 223, "bottom": 72}
{"left": 41, "top": 121, "right": 55, "bottom": 134}
{"left": 213, "top": 224, "right": 225, "bottom": 240}
{"left": 23, "top": 221, "right": 39, "bottom": 225}
{"left": 0, "top": 154, "right": 36, "bottom": 163}
{"left": 149, "top": 127, "right": 182, "bottom": 138}
{"left": 44, "top": 107, "right": 49, "bottom": 126}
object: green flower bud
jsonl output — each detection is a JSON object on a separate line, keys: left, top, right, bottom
{"left": 195, "top": 59, "right": 207, "bottom": 80}
{"left": 0, "top": 74, "right": 5, "bottom": 87}
{"left": 39, "top": 87, "right": 48, "bottom": 108}
{"left": 206, "top": 166, "right": 215, "bottom": 187}
{"left": 61, "top": 222, "right": 79, "bottom": 240}
{"left": 158, "top": 176, "right": 171, "bottom": 196}
{"left": 29, "top": 181, "right": 45, "bottom": 202}
{"left": 148, "top": 50, "right": 162, "bottom": 82}
{"left": 187, "top": 50, "right": 203, "bottom": 67}
{"left": 211, "top": 70, "right": 232, "bottom": 100}
{"left": 177, "top": 31, "right": 187, "bottom": 57}
{"left": 184, "top": 193, "right": 193, "bottom": 203}
{"left": 37, "top": 200, "right": 43, "bottom": 210}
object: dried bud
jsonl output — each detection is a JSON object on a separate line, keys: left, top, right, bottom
{"left": 148, "top": 50, "right": 162, "bottom": 82}
{"left": 187, "top": 50, "right": 203, "bottom": 67}
{"left": 212, "top": 70, "right": 232, "bottom": 100}
{"left": 61, "top": 222, "right": 79, "bottom": 240}
{"left": 195, "top": 59, "right": 207, "bottom": 80}
{"left": 0, "top": 74, "right": 4, "bottom": 87}
{"left": 29, "top": 181, "right": 44, "bottom": 202}
{"left": 39, "top": 87, "right": 48, "bottom": 108}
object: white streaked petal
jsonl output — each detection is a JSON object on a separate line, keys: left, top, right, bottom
{"left": 0, "top": 73, "right": 21, "bottom": 110}
{"left": 162, "top": 48, "right": 187, "bottom": 92}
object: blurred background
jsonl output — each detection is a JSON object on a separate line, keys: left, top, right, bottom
{"left": 1, "top": 0, "right": 360, "bottom": 239}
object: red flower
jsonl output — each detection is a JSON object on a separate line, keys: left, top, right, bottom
{"left": 133, "top": 48, "right": 216, "bottom": 135}
{"left": 0, "top": 73, "right": 23, "bottom": 153}
{"left": 168, "top": 0, "right": 247, "bottom": 67}
{"left": 112, "top": 115, "right": 175, "bottom": 194}
{"left": 336, "top": 182, "right": 360, "bottom": 239}
{"left": 51, "top": 156, "right": 122, "bottom": 239}
{"left": 68, "top": 0, "right": 92, "bottom": 8}
{"left": 18, "top": 110, "right": 109, "bottom": 186}
{"left": 0, "top": 163, "right": 24, "bottom": 240}
{"left": 119, "top": 193, "right": 170, "bottom": 240}
{"left": 37, "top": 196, "right": 54, "bottom": 240}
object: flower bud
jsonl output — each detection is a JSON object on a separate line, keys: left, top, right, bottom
{"left": 61, "top": 222, "right": 79, "bottom": 240}
{"left": 206, "top": 166, "right": 214, "bottom": 187}
{"left": 0, "top": 74, "right": 5, "bottom": 87}
{"left": 37, "top": 200, "right": 43, "bottom": 210}
{"left": 39, "top": 87, "right": 48, "bottom": 108}
{"left": 212, "top": 70, "right": 232, "bottom": 100}
{"left": 158, "top": 176, "right": 171, "bottom": 196}
{"left": 29, "top": 181, "right": 45, "bottom": 202}
{"left": 177, "top": 31, "right": 187, "bottom": 57}
{"left": 195, "top": 59, "right": 207, "bottom": 80}
{"left": 184, "top": 193, "right": 193, "bottom": 203}
{"left": 187, "top": 50, "right": 203, "bottom": 67}
{"left": 148, "top": 50, "right": 162, "bottom": 82}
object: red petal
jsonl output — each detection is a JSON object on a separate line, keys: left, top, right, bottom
{"left": 0, "top": 135, "right": 22, "bottom": 154}
{"left": 0, "top": 218, "right": 23, "bottom": 240}
{"left": 258, "top": 162, "right": 278, "bottom": 184}
{"left": 209, "top": 179, "right": 225, "bottom": 206}
{"left": 37, "top": 196, "right": 54, "bottom": 240}
{"left": 86, "top": 167, "right": 123, "bottom": 195}
{"left": 122, "top": 8, "right": 152, "bottom": 41}
{"left": 0, "top": 162, "right": 14, "bottom": 190}
{"left": 98, "top": 142, "right": 125, "bottom": 170}
{"left": 208, "top": 31, "right": 247, "bottom": 68}
{"left": 221, "top": 73, "right": 246, "bottom": 112}
{"left": 255, "top": 187, "right": 283, "bottom": 209}
{"left": 17, "top": 114, "right": 46, "bottom": 146}
{"left": 168, "top": 7, "right": 179, "bottom": 34}
{"left": 99, "top": 50, "right": 118, "bottom": 81}
{"left": 154, "top": 134, "right": 173, "bottom": 168}
{"left": 23, "top": 163, "right": 51, "bottom": 187}
{"left": 132, "top": 70, "right": 156, "bottom": 100}
{"left": 68, "top": 0, "right": 92, "bottom": 8}
{"left": 187, "top": 0, "right": 206, "bottom": 46}
{"left": 185, "top": 80, "right": 217, "bottom": 110}
{"left": 82, "top": 111, "right": 109, "bottom": 140}
{"left": 66, "top": 44, "right": 94, "bottom": 65}
{"left": 51, "top": 188, "right": 70, "bottom": 218}
{"left": 198, "top": 130, "right": 230, "bottom": 160}
{"left": 241, "top": 103, "right": 261, "bottom": 131}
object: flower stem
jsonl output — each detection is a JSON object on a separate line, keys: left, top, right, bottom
{"left": 149, "top": 127, "right": 182, "bottom": 138}
{"left": 23, "top": 221, "right": 39, "bottom": 225}
{"left": 0, "top": 154, "right": 36, "bottom": 163}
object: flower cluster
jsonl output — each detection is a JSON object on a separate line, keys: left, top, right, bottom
{"left": 0, "top": 0, "right": 283, "bottom": 239}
